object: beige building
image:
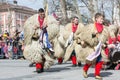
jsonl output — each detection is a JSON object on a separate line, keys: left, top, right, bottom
{"left": 0, "top": 2, "right": 37, "bottom": 33}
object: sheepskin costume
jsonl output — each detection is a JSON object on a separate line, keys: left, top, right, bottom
{"left": 52, "top": 23, "right": 84, "bottom": 63}
{"left": 62, "top": 23, "right": 84, "bottom": 62}
{"left": 106, "top": 25, "right": 118, "bottom": 38}
{"left": 63, "top": 23, "right": 84, "bottom": 40}
{"left": 23, "top": 14, "right": 60, "bottom": 69}
{"left": 73, "top": 24, "right": 118, "bottom": 64}
{"left": 53, "top": 25, "right": 66, "bottom": 59}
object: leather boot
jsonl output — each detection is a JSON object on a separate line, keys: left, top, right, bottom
{"left": 95, "top": 75, "right": 102, "bottom": 79}
{"left": 83, "top": 70, "right": 88, "bottom": 78}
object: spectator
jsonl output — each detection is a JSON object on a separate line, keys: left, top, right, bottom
{"left": 12, "top": 45, "right": 18, "bottom": 59}
{"left": 3, "top": 43, "right": 9, "bottom": 59}
{"left": 8, "top": 42, "right": 13, "bottom": 59}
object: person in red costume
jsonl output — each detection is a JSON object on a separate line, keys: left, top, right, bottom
{"left": 64, "top": 16, "right": 79, "bottom": 66}
{"left": 102, "top": 19, "right": 111, "bottom": 57}
{"left": 65, "top": 16, "right": 79, "bottom": 47}
{"left": 34, "top": 8, "right": 54, "bottom": 73}
{"left": 70, "top": 17, "right": 79, "bottom": 67}
{"left": 83, "top": 13, "right": 104, "bottom": 79}
{"left": 106, "top": 27, "right": 120, "bottom": 70}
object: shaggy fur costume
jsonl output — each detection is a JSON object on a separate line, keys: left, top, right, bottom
{"left": 74, "top": 24, "right": 118, "bottom": 64}
{"left": 23, "top": 14, "right": 60, "bottom": 69}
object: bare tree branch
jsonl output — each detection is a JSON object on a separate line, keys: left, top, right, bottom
{"left": 73, "top": 0, "right": 82, "bottom": 23}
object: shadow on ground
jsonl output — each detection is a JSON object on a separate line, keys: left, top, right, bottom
{"left": 45, "top": 67, "right": 70, "bottom": 72}
{"left": 88, "top": 71, "right": 113, "bottom": 77}
{"left": 2, "top": 67, "right": 70, "bottom": 80}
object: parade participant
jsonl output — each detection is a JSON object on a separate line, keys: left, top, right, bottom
{"left": 106, "top": 27, "right": 120, "bottom": 70}
{"left": 35, "top": 8, "right": 54, "bottom": 53}
{"left": 64, "top": 16, "right": 79, "bottom": 66}
{"left": 102, "top": 19, "right": 111, "bottom": 58}
{"left": 23, "top": 5, "right": 60, "bottom": 73}
{"left": 33, "top": 8, "right": 54, "bottom": 73}
{"left": 83, "top": 13, "right": 104, "bottom": 79}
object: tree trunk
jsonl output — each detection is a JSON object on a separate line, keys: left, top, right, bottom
{"left": 60, "top": 0, "right": 68, "bottom": 24}
{"left": 88, "top": 0, "right": 94, "bottom": 18}
{"left": 118, "top": 0, "right": 120, "bottom": 25}
{"left": 112, "top": 0, "right": 114, "bottom": 24}
{"left": 73, "top": 0, "right": 82, "bottom": 23}
{"left": 43, "top": 0, "right": 48, "bottom": 9}
{"left": 82, "top": 0, "right": 98, "bottom": 21}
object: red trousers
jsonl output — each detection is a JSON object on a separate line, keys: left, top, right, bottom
{"left": 71, "top": 55, "right": 77, "bottom": 65}
{"left": 36, "top": 63, "right": 43, "bottom": 70}
{"left": 58, "top": 57, "right": 63, "bottom": 64}
{"left": 83, "top": 61, "right": 103, "bottom": 76}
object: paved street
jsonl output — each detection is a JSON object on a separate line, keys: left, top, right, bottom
{"left": 0, "top": 59, "right": 120, "bottom": 80}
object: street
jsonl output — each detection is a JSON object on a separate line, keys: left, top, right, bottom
{"left": 0, "top": 59, "right": 120, "bottom": 80}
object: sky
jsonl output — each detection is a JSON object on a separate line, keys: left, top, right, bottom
{"left": 8, "top": 0, "right": 43, "bottom": 10}
{"left": 6, "top": 0, "right": 113, "bottom": 21}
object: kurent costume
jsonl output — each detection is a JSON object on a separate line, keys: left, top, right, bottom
{"left": 53, "top": 25, "right": 66, "bottom": 64}
{"left": 105, "top": 25, "right": 120, "bottom": 70}
{"left": 23, "top": 14, "right": 60, "bottom": 73}
{"left": 73, "top": 22, "right": 118, "bottom": 78}
{"left": 62, "top": 23, "right": 84, "bottom": 65}
{"left": 52, "top": 22, "right": 84, "bottom": 65}
{"left": 65, "top": 23, "right": 78, "bottom": 66}
{"left": 83, "top": 22, "right": 104, "bottom": 77}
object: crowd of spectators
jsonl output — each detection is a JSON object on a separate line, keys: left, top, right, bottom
{"left": 0, "top": 30, "right": 24, "bottom": 59}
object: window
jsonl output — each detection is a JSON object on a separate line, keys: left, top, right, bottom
{"left": 7, "top": 14, "right": 12, "bottom": 20}
{"left": 21, "top": 14, "right": 25, "bottom": 20}
{"left": 0, "top": 15, "right": 1, "bottom": 20}
{"left": 16, "top": 13, "right": 20, "bottom": 20}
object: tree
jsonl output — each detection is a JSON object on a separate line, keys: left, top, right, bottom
{"left": 115, "top": 0, "right": 120, "bottom": 25}
{"left": 59, "top": 0, "right": 68, "bottom": 24}
{"left": 43, "top": 0, "right": 120, "bottom": 25}
{"left": 81, "top": 0, "right": 98, "bottom": 19}
{"left": 73, "top": 0, "right": 82, "bottom": 23}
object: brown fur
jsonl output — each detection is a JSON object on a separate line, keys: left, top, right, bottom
{"left": 75, "top": 24, "right": 117, "bottom": 63}
{"left": 106, "top": 25, "right": 118, "bottom": 38}
{"left": 53, "top": 38, "right": 65, "bottom": 58}
{"left": 64, "top": 41, "right": 76, "bottom": 62}
{"left": 54, "top": 23, "right": 118, "bottom": 64}
{"left": 55, "top": 23, "right": 84, "bottom": 61}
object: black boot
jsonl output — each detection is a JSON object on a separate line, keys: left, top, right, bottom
{"left": 78, "top": 62, "right": 82, "bottom": 67}
{"left": 36, "top": 68, "right": 44, "bottom": 73}
{"left": 72, "top": 64, "right": 77, "bottom": 67}
{"left": 29, "top": 62, "right": 35, "bottom": 67}
{"left": 106, "top": 63, "right": 117, "bottom": 70}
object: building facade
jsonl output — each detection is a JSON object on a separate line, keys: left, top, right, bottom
{"left": 0, "top": 2, "right": 37, "bottom": 33}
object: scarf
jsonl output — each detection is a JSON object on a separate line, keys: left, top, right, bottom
{"left": 72, "top": 23, "right": 78, "bottom": 33}
{"left": 38, "top": 15, "right": 44, "bottom": 29}
{"left": 95, "top": 22, "right": 103, "bottom": 33}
